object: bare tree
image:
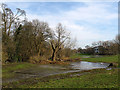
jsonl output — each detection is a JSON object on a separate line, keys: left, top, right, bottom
{"left": 1, "top": 3, "right": 26, "bottom": 36}
{"left": 31, "top": 19, "right": 52, "bottom": 57}
{"left": 49, "top": 23, "right": 70, "bottom": 61}
{"left": 114, "top": 34, "right": 120, "bottom": 46}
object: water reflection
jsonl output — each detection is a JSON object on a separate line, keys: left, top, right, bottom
{"left": 70, "top": 61, "right": 110, "bottom": 70}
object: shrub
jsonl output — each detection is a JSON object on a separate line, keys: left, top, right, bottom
{"left": 2, "top": 51, "right": 8, "bottom": 64}
{"left": 29, "top": 55, "right": 47, "bottom": 64}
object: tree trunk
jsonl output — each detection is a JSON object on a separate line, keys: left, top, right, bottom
{"left": 38, "top": 48, "right": 41, "bottom": 56}
{"left": 51, "top": 50, "right": 56, "bottom": 61}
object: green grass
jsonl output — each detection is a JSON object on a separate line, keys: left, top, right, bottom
{"left": 31, "top": 69, "right": 118, "bottom": 88}
{"left": 70, "top": 53, "right": 91, "bottom": 59}
{"left": 82, "top": 55, "right": 118, "bottom": 63}
{"left": 35, "top": 69, "right": 118, "bottom": 88}
{"left": 2, "top": 62, "right": 36, "bottom": 78}
{"left": 71, "top": 54, "right": 118, "bottom": 63}
{"left": 2, "top": 55, "right": 119, "bottom": 88}
{"left": 3, "top": 68, "right": 118, "bottom": 88}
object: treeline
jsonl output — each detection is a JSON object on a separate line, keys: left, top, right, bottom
{"left": 77, "top": 37, "right": 119, "bottom": 55}
{"left": 1, "top": 3, "right": 75, "bottom": 64}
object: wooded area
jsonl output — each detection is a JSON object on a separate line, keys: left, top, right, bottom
{"left": 1, "top": 3, "right": 75, "bottom": 64}
{"left": 1, "top": 2, "right": 119, "bottom": 89}
{"left": 77, "top": 37, "right": 119, "bottom": 55}
{"left": 1, "top": 3, "right": 119, "bottom": 64}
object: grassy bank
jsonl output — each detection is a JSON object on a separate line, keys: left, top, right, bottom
{"left": 3, "top": 68, "right": 118, "bottom": 88}
{"left": 2, "top": 55, "right": 119, "bottom": 88}
{"left": 71, "top": 54, "right": 118, "bottom": 63}
{"left": 70, "top": 53, "right": 91, "bottom": 59}
{"left": 2, "top": 62, "right": 36, "bottom": 79}
{"left": 32, "top": 69, "right": 118, "bottom": 88}
{"left": 82, "top": 55, "right": 118, "bottom": 63}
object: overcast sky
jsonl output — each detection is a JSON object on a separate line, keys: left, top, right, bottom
{"left": 6, "top": 2, "right": 118, "bottom": 48}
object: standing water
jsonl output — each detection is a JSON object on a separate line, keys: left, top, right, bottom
{"left": 3, "top": 61, "right": 110, "bottom": 83}
{"left": 70, "top": 61, "right": 110, "bottom": 70}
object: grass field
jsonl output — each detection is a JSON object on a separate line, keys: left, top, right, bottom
{"left": 82, "top": 55, "right": 118, "bottom": 63}
{"left": 71, "top": 54, "right": 118, "bottom": 63}
{"left": 2, "top": 62, "right": 36, "bottom": 79}
{"left": 2, "top": 55, "right": 119, "bottom": 88}
{"left": 70, "top": 53, "right": 91, "bottom": 59}
{"left": 3, "top": 68, "right": 118, "bottom": 88}
{"left": 31, "top": 69, "right": 118, "bottom": 88}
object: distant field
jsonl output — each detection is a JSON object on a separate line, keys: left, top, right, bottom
{"left": 82, "top": 55, "right": 118, "bottom": 63}
{"left": 70, "top": 53, "right": 91, "bottom": 59}
{"left": 71, "top": 54, "right": 118, "bottom": 63}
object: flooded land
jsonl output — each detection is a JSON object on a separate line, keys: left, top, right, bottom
{"left": 2, "top": 55, "right": 119, "bottom": 88}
